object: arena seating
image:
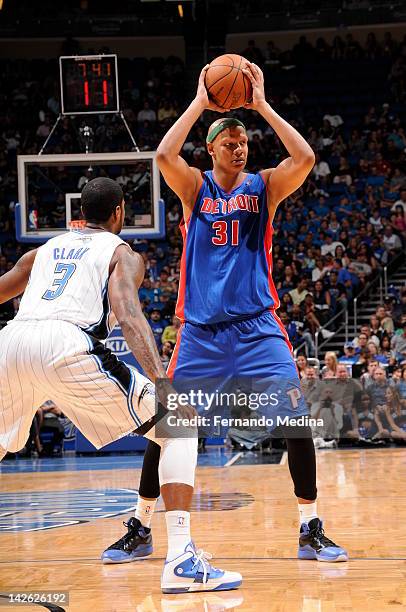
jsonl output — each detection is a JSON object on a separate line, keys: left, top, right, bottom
{"left": 1, "top": 35, "right": 405, "bottom": 449}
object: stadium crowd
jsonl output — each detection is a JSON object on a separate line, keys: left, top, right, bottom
{"left": 1, "top": 33, "right": 406, "bottom": 452}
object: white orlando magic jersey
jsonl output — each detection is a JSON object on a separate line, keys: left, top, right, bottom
{"left": 14, "top": 230, "right": 125, "bottom": 339}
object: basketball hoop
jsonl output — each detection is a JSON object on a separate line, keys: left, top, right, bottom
{"left": 69, "top": 220, "right": 87, "bottom": 230}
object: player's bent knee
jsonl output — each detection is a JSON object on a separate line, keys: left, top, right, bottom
{"left": 158, "top": 436, "right": 198, "bottom": 488}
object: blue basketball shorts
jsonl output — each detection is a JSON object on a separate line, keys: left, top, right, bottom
{"left": 167, "top": 310, "right": 308, "bottom": 426}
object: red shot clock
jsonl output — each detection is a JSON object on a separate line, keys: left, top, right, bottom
{"left": 59, "top": 55, "right": 119, "bottom": 115}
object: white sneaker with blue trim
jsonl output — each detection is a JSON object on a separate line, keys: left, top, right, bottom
{"left": 161, "top": 542, "right": 242, "bottom": 594}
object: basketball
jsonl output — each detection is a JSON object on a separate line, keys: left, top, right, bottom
{"left": 205, "top": 54, "right": 253, "bottom": 109}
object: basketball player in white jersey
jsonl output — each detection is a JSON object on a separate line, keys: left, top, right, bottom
{"left": 0, "top": 177, "right": 241, "bottom": 593}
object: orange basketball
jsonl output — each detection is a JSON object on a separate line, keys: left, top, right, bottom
{"left": 204, "top": 54, "right": 253, "bottom": 110}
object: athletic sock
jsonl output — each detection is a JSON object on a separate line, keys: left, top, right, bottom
{"left": 165, "top": 510, "right": 191, "bottom": 561}
{"left": 298, "top": 501, "right": 318, "bottom": 526}
{"left": 135, "top": 497, "right": 157, "bottom": 529}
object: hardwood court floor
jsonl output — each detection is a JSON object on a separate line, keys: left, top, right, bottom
{"left": 0, "top": 448, "right": 405, "bottom": 611}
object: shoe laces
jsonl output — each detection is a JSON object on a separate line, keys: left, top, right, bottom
{"left": 115, "top": 520, "right": 140, "bottom": 551}
{"left": 310, "top": 523, "right": 337, "bottom": 548}
{"left": 192, "top": 549, "right": 213, "bottom": 583}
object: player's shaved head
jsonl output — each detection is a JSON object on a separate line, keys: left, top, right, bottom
{"left": 81, "top": 177, "right": 123, "bottom": 223}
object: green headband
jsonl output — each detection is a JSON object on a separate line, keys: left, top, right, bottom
{"left": 206, "top": 118, "right": 246, "bottom": 144}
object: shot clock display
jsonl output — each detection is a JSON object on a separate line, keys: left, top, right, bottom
{"left": 59, "top": 55, "right": 119, "bottom": 115}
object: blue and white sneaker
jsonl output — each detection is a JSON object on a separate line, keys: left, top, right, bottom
{"left": 161, "top": 542, "right": 242, "bottom": 594}
{"left": 298, "top": 518, "right": 348, "bottom": 562}
{"left": 101, "top": 517, "right": 153, "bottom": 564}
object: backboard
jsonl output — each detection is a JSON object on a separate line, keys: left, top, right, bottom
{"left": 16, "top": 152, "right": 165, "bottom": 243}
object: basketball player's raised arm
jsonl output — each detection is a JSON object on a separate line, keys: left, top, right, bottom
{"left": 108, "top": 246, "right": 167, "bottom": 384}
{"left": 242, "top": 63, "right": 315, "bottom": 213}
{"left": 0, "top": 249, "right": 38, "bottom": 304}
{"left": 156, "top": 66, "right": 226, "bottom": 215}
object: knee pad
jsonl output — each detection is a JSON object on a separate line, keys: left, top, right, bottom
{"left": 158, "top": 436, "right": 198, "bottom": 488}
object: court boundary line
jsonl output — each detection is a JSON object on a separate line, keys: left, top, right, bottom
{"left": 1, "top": 556, "right": 406, "bottom": 564}
{"left": 224, "top": 452, "right": 243, "bottom": 467}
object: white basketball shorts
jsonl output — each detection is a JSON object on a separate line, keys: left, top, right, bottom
{"left": 0, "top": 320, "right": 157, "bottom": 455}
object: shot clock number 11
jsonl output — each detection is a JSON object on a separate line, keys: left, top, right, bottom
{"left": 59, "top": 55, "right": 119, "bottom": 115}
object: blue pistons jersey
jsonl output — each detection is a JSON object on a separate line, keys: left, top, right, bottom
{"left": 175, "top": 170, "right": 279, "bottom": 325}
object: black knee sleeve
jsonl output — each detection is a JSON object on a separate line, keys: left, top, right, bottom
{"left": 283, "top": 426, "right": 317, "bottom": 501}
{"left": 139, "top": 440, "right": 161, "bottom": 499}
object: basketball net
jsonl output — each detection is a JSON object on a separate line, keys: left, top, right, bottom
{"left": 69, "top": 220, "right": 87, "bottom": 230}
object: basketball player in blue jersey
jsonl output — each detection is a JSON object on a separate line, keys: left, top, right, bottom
{"left": 103, "top": 64, "right": 348, "bottom": 563}
{"left": 0, "top": 177, "right": 242, "bottom": 593}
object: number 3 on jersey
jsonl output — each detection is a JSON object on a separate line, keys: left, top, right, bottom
{"left": 42, "top": 262, "right": 77, "bottom": 300}
{"left": 212, "top": 220, "right": 239, "bottom": 246}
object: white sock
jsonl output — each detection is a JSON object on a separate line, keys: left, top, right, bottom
{"left": 135, "top": 497, "right": 157, "bottom": 529}
{"left": 165, "top": 510, "right": 191, "bottom": 561}
{"left": 298, "top": 502, "right": 318, "bottom": 526}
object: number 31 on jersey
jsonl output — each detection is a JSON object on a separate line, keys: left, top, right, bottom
{"left": 212, "top": 220, "right": 239, "bottom": 246}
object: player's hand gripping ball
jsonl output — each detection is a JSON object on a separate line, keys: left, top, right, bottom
{"left": 204, "top": 54, "right": 253, "bottom": 110}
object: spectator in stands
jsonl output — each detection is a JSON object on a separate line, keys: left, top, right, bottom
{"left": 312, "top": 153, "right": 331, "bottom": 181}
{"left": 373, "top": 393, "right": 398, "bottom": 441}
{"left": 290, "top": 304, "right": 316, "bottom": 356}
{"left": 157, "top": 99, "right": 178, "bottom": 124}
{"left": 392, "top": 188, "right": 406, "bottom": 213}
{"left": 296, "top": 354, "right": 308, "bottom": 379}
{"left": 289, "top": 277, "right": 308, "bottom": 305}
{"left": 137, "top": 100, "right": 156, "bottom": 123}
{"left": 367, "top": 367, "right": 388, "bottom": 408}
{"left": 312, "top": 257, "right": 329, "bottom": 282}
{"left": 36, "top": 401, "right": 65, "bottom": 457}
{"left": 116, "top": 168, "right": 131, "bottom": 187}
{"left": 161, "top": 314, "right": 181, "bottom": 345}
{"left": 366, "top": 340, "right": 387, "bottom": 365}
{"left": 391, "top": 321, "right": 406, "bottom": 363}
{"left": 333, "top": 156, "right": 352, "bottom": 186}
{"left": 382, "top": 226, "right": 402, "bottom": 255}
{"left": 313, "top": 279, "right": 331, "bottom": 325}
{"left": 360, "top": 359, "right": 379, "bottom": 389}
{"left": 246, "top": 122, "right": 263, "bottom": 141}
{"left": 385, "top": 387, "right": 406, "bottom": 440}
{"left": 280, "top": 291, "right": 293, "bottom": 313}
{"left": 36, "top": 116, "right": 51, "bottom": 139}
{"left": 160, "top": 341, "right": 174, "bottom": 369}
{"left": 354, "top": 332, "right": 369, "bottom": 353}
{"left": 380, "top": 335, "right": 397, "bottom": 366}
{"left": 376, "top": 305, "right": 395, "bottom": 335}
{"left": 391, "top": 207, "right": 406, "bottom": 236}
{"left": 339, "top": 341, "right": 359, "bottom": 366}
{"left": 356, "top": 393, "right": 378, "bottom": 440}
{"left": 242, "top": 39, "right": 264, "bottom": 65}
{"left": 321, "top": 351, "right": 338, "bottom": 379}
{"left": 148, "top": 308, "right": 165, "bottom": 350}
{"left": 396, "top": 366, "right": 406, "bottom": 399}
{"left": 77, "top": 169, "right": 93, "bottom": 190}
{"left": 139, "top": 277, "right": 156, "bottom": 306}
{"left": 19, "top": 411, "right": 42, "bottom": 458}
{"left": 390, "top": 366, "right": 403, "bottom": 387}
{"left": 321, "top": 234, "right": 345, "bottom": 257}
{"left": 302, "top": 293, "right": 320, "bottom": 336}
{"left": 301, "top": 365, "right": 321, "bottom": 403}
